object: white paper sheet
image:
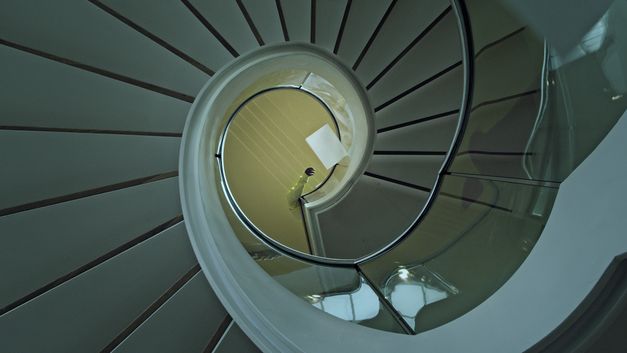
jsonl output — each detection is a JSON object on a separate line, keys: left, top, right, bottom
{"left": 306, "top": 124, "right": 347, "bottom": 170}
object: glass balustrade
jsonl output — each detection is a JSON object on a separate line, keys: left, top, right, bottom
{"left": 216, "top": 0, "right": 627, "bottom": 335}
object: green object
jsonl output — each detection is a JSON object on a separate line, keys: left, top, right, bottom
{"left": 287, "top": 168, "right": 315, "bottom": 209}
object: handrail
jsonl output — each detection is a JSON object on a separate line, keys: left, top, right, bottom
{"left": 216, "top": 85, "right": 353, "bottom": 266}
{"left": 354, "top": 0, "right": 475, "bottom": 265}
{"left": 216, "top": 0, "right": 474, "bottom": 266}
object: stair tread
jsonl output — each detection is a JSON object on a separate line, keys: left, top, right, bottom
{"left": 0, "top": 223, "right": 197, "bottom": 353}
{"left": 0, "top": 131, "right": 179, "bottom": 211}
{"left": 355, "top": 0, "right": 449, "bottom": 85}
{"left": 367, "top": 154, "right": 445, "bottom": 190}
{"left": 317, "top": 174, "right": 428, "bottom": 259}
{"left": 112, "top": 272, "right": 227, "bottom": 353}
{"left": 335, "top": 0, "right": 393, "bottom": 66}
{"left": 0, "top": 45, "right": 188, "bottom": 133}
{"left": 0, "top": 178, "right": 181, "bottom": 311}
{"left": 187, "top": 0, "right": 260, "bottom": 55}
{"left": 0, "top": 0, "right": 208, "bottom": 97}
{"left": 101, "top": 0, "right": 234, "bottom": 73}
{"left": 367, "top": 8, "right": 461, "bottom": 107}
{"left": 375, "top": 113, "right": 459, "bottom": 152}
{"left": 214, "top": 324, "right": 262, "bottom": 353}
{"left": 374, "top": 64, "right": 463, "bottom": 130}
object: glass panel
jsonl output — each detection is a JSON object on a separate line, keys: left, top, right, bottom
{"left": 374, "top": 264, "right": 460, "bottom": 330}
{"left": 455, "top": 0, "right": 627, "bottom": 182}
{"left": 524, "top": 1, "right": 627, "bottom": 181}
{"left": 221, "top": 188, "right": 407, "bottom": 334}
{"left": 450, "top": 11, "right": 546, "bottom": 181}
{"left": 259, "top": 255, "right": 407, "bottom": 334}
{"left": 464, "top": 0, "right": 526, "bottom": 55}
{"left": 360, "top": 175, "right": 557, "bottom": 332}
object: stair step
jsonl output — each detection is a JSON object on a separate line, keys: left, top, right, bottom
{"left": 374, "top": 64, "right": 463, "bottom": 130}
{"left": 0, "top": 222, "right": 198, "bottom": 353}
{"left": 354, "top": 0, "right": 449, "bottom": 85}
{"left": 184, "top": 0, "right": 260, "bottom": 55}
{"left": 100, "top": 0, "right": 234, "bottom": 74}
{"left": 214, "top": 324, "right": 262, "bottom": 353}
{"left": 317, "top": 174, "right": 428, "bottom": 259}
{"left": 335, "top": 0, "right": 393, "bottom": 66}
{"left": 111, "top": 272, "right": 228, "bottom": 353}
{"left": 0, "top": 0, "right": 208, "bottom": 97}
{"left": 0, "top": 45, "right": 189, "bottom": 134}
{"left": 367, "top": 8, "right": 461, "bottom": 107}
{"left": 0, "top": 130, "right": 179, "bottom": 211}
{"left": 0, "top": 178, "right": 181, "bottom": 312}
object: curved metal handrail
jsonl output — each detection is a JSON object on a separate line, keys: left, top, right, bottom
{"left": 216, "top": 0, "right": 474, "bottom": 267}
{"left": 217, "top": 85, "right": 355, "bottom": 266}
{"left": 354, "top": 0, "right": 475, "bottom": 265}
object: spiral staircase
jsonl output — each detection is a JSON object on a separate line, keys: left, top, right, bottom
{"left": 1, "top": 0, "right": 627, "bottom": 352}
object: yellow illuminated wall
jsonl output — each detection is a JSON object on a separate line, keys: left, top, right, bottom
{"left": 222, "top": 88, "right": 339, "bottom": 253}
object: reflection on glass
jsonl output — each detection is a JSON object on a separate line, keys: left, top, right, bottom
{"left": 265, "top": 258, "right": 407, "bottom": 334}
{"left": 524, "top": 1, "right": 627, "bottom": 182}
{"left": 455, "top": 0, "right": 627, "bottom": 183}
{"left": 450, "top": 24, "right": 545, "bottom": 181}
{"left": 360, "top": 175, "right": 557, "bottom": 332}
{"left": 550, "top": 13, "right": 608, "bottom": 68}
{"left": 382, "top": 265, "right": 459, "bottom": 330}
{"left": 219, "top": 197, "right": 407, "bottom": 334}
{"left": 307, "top": 277, "right": 380, "bottom": 322}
